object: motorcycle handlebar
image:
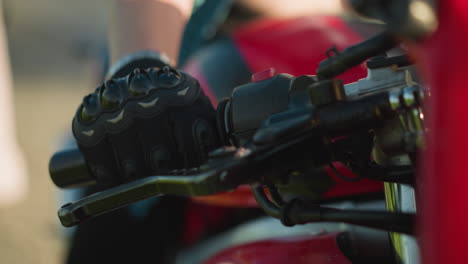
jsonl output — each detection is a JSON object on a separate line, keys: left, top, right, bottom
{"left": 49, "top": 88, "right": 395, "bottom": 189}
{"left": 50, "top": 30, "right": 399, "bottom": 190}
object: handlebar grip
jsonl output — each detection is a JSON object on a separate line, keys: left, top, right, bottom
{"left": 49, "top": 149, "right": 96, "bottom": 188}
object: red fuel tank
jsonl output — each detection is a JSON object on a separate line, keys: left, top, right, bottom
{"left": 204, "top": 232, "right": 350, "bottom": 264}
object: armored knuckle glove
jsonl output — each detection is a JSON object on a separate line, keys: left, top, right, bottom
{"left": 73, "top": 66, "right": 220, "bottom": 187}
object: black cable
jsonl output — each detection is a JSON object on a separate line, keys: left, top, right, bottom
{"left": 328, "top": 162, "right": 361, "bottom": 182}
{"left": 322, "top": 207, "right": 414, "bottom": 235}
{"left": 317, "top": 30, "right": 398, "bottom": 80}
{"left": 267, "top": 185, "right": 285, "bottom": 207}
{"left": 317, "top": 207, "right": 414, "bottom": 235}
{"left": 252, "top": 186, "right": 414, "bottom": 235}
{"left": 251, "top": 185, "right": 281, "bottom": 218}
{"left": 283, "top": 200, "right": 414, "bottom": 235}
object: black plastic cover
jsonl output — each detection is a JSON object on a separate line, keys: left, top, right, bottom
{"left": 229, "top": 73, "right": 293, "bottom": 143}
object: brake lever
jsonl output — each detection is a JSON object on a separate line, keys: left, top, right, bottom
{"left": 58, "top": 150, "right": 252, "bottom": 227}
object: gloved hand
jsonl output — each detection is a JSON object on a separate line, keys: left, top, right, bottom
{"left": 73, "top": 65, "right": 220, "bottom": 187}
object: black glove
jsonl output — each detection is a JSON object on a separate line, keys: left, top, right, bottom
{"left": 73, "top": 66, "right": 220, "bottom": 187}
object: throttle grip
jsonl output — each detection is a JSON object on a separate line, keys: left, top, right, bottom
{"left": 50, "top": 70, "right": 307, "bottom": 188}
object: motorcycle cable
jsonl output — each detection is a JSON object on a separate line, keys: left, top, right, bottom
{"left": 267, "top": 185, "right": 285, "bottom": 207}
{"left": 328, "top": 162, "right": 362, "bottom": 182}
{"left": 316, "top": 30, "right": 398, "bottom": 80}
{"left": 251, "top": 185, "right": 414, "bottom": 235}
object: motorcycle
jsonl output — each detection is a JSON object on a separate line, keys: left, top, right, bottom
{"left": 48, "top": 0, "right": 465, "bottom": 263}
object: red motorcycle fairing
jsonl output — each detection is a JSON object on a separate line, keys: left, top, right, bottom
{"left": 185, "top": 16, "right": 382, "bottom": 208}
{"left": 411, "top": 0, "right": 468, "bottom": 263}
{"left": 232, "top": 16, "right": 367, "bottom": 82}
{"left": 204, "top": 232, "right": 351, "bottom": 264}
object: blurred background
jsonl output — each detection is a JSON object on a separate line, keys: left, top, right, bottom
{"left": 1, "top": 0, "right": 109, "bottom": 263}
